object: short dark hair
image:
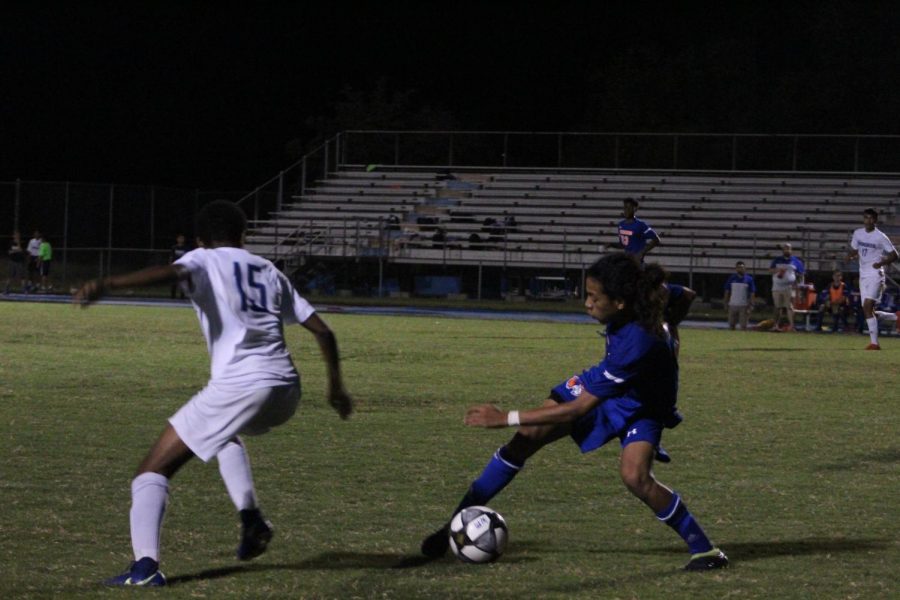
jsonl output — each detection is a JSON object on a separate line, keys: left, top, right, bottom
{"left": 623, "top": 197, "right": 639, "bottom": 207}
{"left": 196, "top": 200, "right": 247, "bottom": 246}
{"left": 863, "top": 208, "right": 879, "bottom": 221}
{"left": 735, "top": 261, "right": 745, "bottom": 267}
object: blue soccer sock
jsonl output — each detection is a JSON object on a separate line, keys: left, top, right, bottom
{"left": 656, "top": 492, "right": 714, "bottom": 555}
{"left": 454, "top": 446, "right": 524, "bottom": 515}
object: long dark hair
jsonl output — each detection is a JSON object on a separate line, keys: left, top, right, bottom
{"left": 586, "top": 253, "right": 667, "bottom": 337}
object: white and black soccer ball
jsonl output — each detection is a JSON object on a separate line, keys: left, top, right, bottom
{"left": 448, "top": 505, "right": 508, "bottom": 564}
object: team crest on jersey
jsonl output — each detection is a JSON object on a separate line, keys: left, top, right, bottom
{"left": 565, "top": 376, "right": 583, "bottom": 397}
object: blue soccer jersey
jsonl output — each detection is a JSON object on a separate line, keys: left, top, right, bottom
{"left": 769, "top": 255, "right": 804, "bottom": 274}
{"left": 617, "top": 218, "right": 659, "bottom": 257}
{"left": 551, "top": 320, "right": 681, "bottom": 453}
{"left": 724, "top": 273, "right": 756, "bottom": 293}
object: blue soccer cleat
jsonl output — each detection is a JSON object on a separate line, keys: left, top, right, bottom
{"left": 104, "top": 556, "right": 166, "bottom": 586}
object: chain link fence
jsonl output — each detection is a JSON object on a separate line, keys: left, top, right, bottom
{"left": 1, "top": 181, "right": 246, "bottom": 291}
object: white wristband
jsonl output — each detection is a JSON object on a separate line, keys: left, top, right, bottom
{"left": 507, "top": 410, "right": 521, "bottom": 427}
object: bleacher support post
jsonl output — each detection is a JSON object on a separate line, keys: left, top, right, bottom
{"left": 478, "top": 261, "right": 483, "bottom": 300}
{"left": 63, "top": 181, "right": 70, "bottom": 285}
{"left": 108, "top": 184, "right": 114, "bottom": 277}
{"left": 378, "top": 256, "right": 383, "bottom": 297}
{"left": 688, "top": 232, "right": 695, "bottom": 290}
{"left": 277, "top": 170, "right": 284, "bottom": 214}
{"left": 580, "top": 264, "right": 586, "bottom": 302}
{"left": 301, "top": 158, "right": 307, "bottom": 197}
{"left": 14, "top": 178, "right": 21, "bottom": 233}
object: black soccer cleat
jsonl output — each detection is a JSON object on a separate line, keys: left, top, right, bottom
{"left": 104, "top": 557, "right": 167, "bottom": 586}
{"left": 236, "top": 509, "right": 274, "bottom": 561}
{"left": 420, "top": 524, "right": 450, "bottom": 558}
{"left": 655, "top": 445, "right": 672, "bottom": 463}
{"left": 684, "top": 548, "right": 729, "bottom": 571}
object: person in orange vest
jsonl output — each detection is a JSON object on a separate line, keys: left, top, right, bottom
{"left": 816, "top": 270, "right": 851, "bottom": 332}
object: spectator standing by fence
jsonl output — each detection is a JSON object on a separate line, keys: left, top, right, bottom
{"left": 770, "top": 243, "right": 804, "bottom": 332}
{"left": 723, "top": 261, "right": 756, "bottom": 330}
{"left": 38, "top": 236, "right": 53, "bottom": 292}
{"left": 4, "top": 231, "right": 27, "bottom": 294}
{"left": 26, "top": 230, "right": 42, "bottom": 292}
{"left": 170, "top": 234, "right": 189, "bottom": 299}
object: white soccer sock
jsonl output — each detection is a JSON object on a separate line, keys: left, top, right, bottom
{"left": 130, "top": 472, "right": 169, "bottom": 562}
{"left": 867, "top": 317, "right": 878, "bottom": 344}
{"left": 217, "top": 439, "right": 258, "bottom": 511}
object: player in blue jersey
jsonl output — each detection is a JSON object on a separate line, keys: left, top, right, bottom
{"left": 606, "top": 197, "right": 692, "bottom": 354}
{"left": 420, "top": 253, "right": 728, "bottom": 571}
{"left": 606, "top": 197, "right": 660, "bottom": 262}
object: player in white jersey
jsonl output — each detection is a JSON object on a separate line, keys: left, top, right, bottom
{"left": 848, "top": 208, "right": 898, "bottom": 350}
{"left": 74, "top": 200, "right": 353, "bottom": 586}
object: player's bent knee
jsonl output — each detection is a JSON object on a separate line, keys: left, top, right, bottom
{"left": 620, "top": 466, "right": 654, "bottom": 498}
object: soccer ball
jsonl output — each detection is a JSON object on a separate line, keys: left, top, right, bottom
{"left": 448, "top": 506, "right": 508, "bottom": 563}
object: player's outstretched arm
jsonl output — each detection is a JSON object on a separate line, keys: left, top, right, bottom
{"left": 465, "top": 390, "right": 601, "bottom": 429}
{"left": 300, "top": 313, "right": 353, "bottom": 419}
{"left": 73, "top": 264, "right": 185, "bottom": 307}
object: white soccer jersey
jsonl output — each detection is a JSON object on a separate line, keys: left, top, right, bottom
{"left": 851, "top": 227, "right": 898, "bottom": 276}
{"left": 175, "top": 247, "right": 314, "bottom": 389}
{"left": 728, "top": 282, "right": 750, "bottom": 306}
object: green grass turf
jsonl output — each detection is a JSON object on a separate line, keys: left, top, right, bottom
{"left": 0, "top": 302, "right": 897, "bottom": 599}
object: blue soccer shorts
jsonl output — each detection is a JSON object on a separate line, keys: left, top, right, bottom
{"left": 550, "top": 375, "right": 663, "bottom": 454}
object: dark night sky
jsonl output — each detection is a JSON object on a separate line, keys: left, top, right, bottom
{"left": 2, "top": 1, "right": 900, "bottom": 190}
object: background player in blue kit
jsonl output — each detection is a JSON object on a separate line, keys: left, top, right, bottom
{"left": 420, "top": 253, "right": 728, "bottom": 571}
{"left": 604, "top": 196, "right": 693, "bottom": 351}
{"left": 605, "top": 197, "right": 660, "bottom": 262}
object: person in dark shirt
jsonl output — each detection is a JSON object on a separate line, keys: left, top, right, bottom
{"left": 170, "top": 234, "right": 189, "bottom": 299}
{"left": 4, "top": 231, "right": 27, "bottom": 294}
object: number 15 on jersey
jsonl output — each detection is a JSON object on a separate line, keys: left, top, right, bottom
{"left": 233, "top": 262, "right": 269, "bottom": 312}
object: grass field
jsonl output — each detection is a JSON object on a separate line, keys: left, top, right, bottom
{"left": 1, "top": 301, "right": 897, "bottom": 599}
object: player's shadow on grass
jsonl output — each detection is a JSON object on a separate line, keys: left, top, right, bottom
{"left": 166, "top": 548, "right": 540, "bottom": 584}
{"left": 631, "top": 536, "right": 890, "bottom": 562}
{"left": 725, "top": 348, "right": 814, "bottom": 352}
{"left": 817, "top": 447, "right": 900, "bottom": 470}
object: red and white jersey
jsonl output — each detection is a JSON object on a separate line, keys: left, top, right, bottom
{"left": 175, "top": 247, "right": 314, "bottom": 389}
{"left": 850, "top": 227, "right": 897, "bottom": 277}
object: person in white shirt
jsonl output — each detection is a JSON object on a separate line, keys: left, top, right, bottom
{"left": 848, "top": 208, "right": 899, "bottom": 350}
{"left": 74, "top": 200, "right": 354, "bottom": 586}
{"left": 26, "top": 230, "right": 42, "bottom": 292}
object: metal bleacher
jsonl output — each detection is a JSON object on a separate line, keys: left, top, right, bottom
{"left": 245, "top": 166, "right": 900, "bottom": 277}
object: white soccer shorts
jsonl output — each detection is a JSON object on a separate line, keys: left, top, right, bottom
{"left": 858, "top": 273, "right": 885, "bottom": 302}
{"left": 169, "top": 382, "right": 301, "bottom": 462}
